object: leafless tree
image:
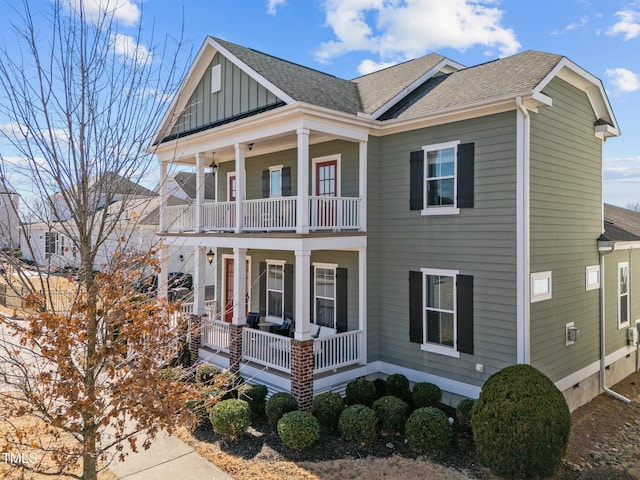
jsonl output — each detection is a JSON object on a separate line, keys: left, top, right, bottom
{"left": 626, "top": 202, "right": 640, "bottom": 213}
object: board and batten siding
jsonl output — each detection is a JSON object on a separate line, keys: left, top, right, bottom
{"left": 169, "top": 53, "right": 282, "bottom": 138}
{"left": 529, "top": 77, "right": 603, "bottom": 383}
{"left": 371, "top": 112, "right": 518, "bottom": 388}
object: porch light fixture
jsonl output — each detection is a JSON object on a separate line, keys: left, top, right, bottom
{"left": 209, "top": 152, "right": 217, "bottom": 174}
{"left": 206, "top": 248, "right": 215, "bottom": 265}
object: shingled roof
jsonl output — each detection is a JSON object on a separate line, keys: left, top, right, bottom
{"left": 601, "top": 203, "right": 640, "bottom": 242}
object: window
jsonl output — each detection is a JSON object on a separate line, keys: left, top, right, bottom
{"left": 227, "top": 172, "right": 236, "bottom": 202}
{"left": 619, "top": 262, "right": 629, "bottom": 328}
{"left": 409, "top": 141, "right": 474, "bottom": 215}
{"left": 262, "top": 166, "right": 291, "bottom": 198}
{"left": 269, "top": 166, "right": 282, "bottom": 197}
{"left": 44, "top": 232, "right": 59, "bottom": 257}
{"left": 586, "top": 265, "right": 600, "bottom": 291}
{"left": 531, "top": 271, "right": 552, "bottom": 302}
{"left": 314, "top": 264, "right": 336, "bottom": 329}
{"left": 409, "top": 268, "right": 474, "bottom": 358}
{"left": 211, "top": 64, "right": 222, "bottom": 93}
{"left": 266, "top": 262, "right": 284, "bottom": 320}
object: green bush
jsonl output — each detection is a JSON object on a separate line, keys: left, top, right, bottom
{"left": 160, "top": 366, "right": 190, "bottom": 382}
{"left": 471, "top": 364, "right": 571, "bottom": 479}
{"left": 195, "top": 364, "right": 221, "bottom": 384}
{"left": 311, "top": 392, "right": 345, "bottom": 430}
{"left": 265, "top": 392, "right": 298, "bottom": 429}
{"left": 405, "top": 407, "right": 453, "bottom": 453}
{"left": 277, "top": 411, "right": 320, "bottom": 451}
{"left": 580, "top": 468, "right": 638, "bottom": 480}
{"left": 455, "top": 398, "right": 475, "bottom": 429}
{"left": 338, "top": 404, "right": 378, "bottom": 445}
{"left": 373, "top": 395, "right": 409, "bottom": 434}
{"left": 185, "top": 386, "right": 219, "bottom": 425}
{"left": 373, "top": 378, "right": 387, "bottom": 400}
{"left": 209, "top": 399, "right": 251, "bottom": 442}
{"left": 345, "top": 378, "right": 376, "bottom": 407}
{"left": 237, "top": 383, "right": 268, "bottom": 418}
{"left": 412, "top": 382, "right": 442, "bottom": 409}
{"left": 385, "top": 374, "right": 410, "bottom": 401}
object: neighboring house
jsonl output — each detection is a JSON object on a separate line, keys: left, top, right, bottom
{"left": 0, "top": 185, "right": 20, "bottom": 250}
{"left": 152, "top": 36, "right": 623, "bottom": 411}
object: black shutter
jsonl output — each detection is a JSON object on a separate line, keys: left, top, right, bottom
{"left": 282, "top": 166, "right": 292, "bottom": 196}
{"left": 409, "top": 150, "right": 424, "bottom": 210}
{"left": 457, "top": 143, "right": 475, "bottom": 208}
{"left": 310, "top": 265, "right": 315, "bottom": 323}
{"left": 284, "top": 263, "right": 293, "bottom": 320}
{"left": 409, "top": 271, "right": 423, "bottom": 343}
{"left": 456, "top": 275, "right": 474, "bottom": 354}
{"left": 336, "top": 268, "right": 347, "bottom": 333}
{"left": 262, "top": 170, "right": 270, "bottom": 198}
{"left": 259, "top": 262, "right": 267, "bottom": 317}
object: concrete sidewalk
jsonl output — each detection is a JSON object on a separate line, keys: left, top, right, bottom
{"left": 107, "top": 430, "right": 234, "bottom": 480}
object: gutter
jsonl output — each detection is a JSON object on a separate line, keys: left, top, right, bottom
{"left": 599, "top": 245, "right": 631, "bottom": 404}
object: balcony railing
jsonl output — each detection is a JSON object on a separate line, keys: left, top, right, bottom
{"left": 163, "top": 197, "right": 361, "bottom": 233}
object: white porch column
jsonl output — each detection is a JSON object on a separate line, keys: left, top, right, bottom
{"left": 296, "top": 129, "right": 310, "bottom": 234}
{"left": 193, "top": 246, "right": 206, "bottom": 315}
{"left": 159, "top": 244, "right": 169, "bottom": 301}
{"left": 294, "top": 250, "right": 311, "bottom": 341}
{"left": 358, "top": 247, "right": 367, "bottom": 365}
{"left": 359, "top": 140, "right": 367, "bottom": 232}
{"left": 232, "top": 247, "right": 247, "bottom": 326}
{"left": 234, "top": 144, "right": 246, "bottom": 234}
{"left": 159, "top": 160, "right": 168, "bottom": 232}
{"left": 195, "top": 153, "right": 205, "bottom": 232}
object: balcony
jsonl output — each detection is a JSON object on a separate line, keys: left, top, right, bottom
{"left": 163, "top": 196, "right": 362, "bottom": 233}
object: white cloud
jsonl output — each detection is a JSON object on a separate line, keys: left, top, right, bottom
{"left": 315, "top": 0, "right": 520, "bottom": 69}
{"left": 63, "top": 0, "right": 141, "bottom": 27}
{"left": 357, "top": 58, "right": 399, "bottom": 75}
{"left": 605, "top": 67, "right": 640, "bottom": 93}
{"left": 604, "top": 157, "right": 640, "bottom": 182}
{"left": 607, "top": 10, "right": 640, "bottom": 40}
{"left": 112, "top": 33, "right": 152, "bottom": 65}
{"left": 267, "top": 0, "right": 286, "bottom": 15}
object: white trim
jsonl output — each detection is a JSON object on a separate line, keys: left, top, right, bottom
{"left": 312, "top": 264, "right": 337, "bottom": 330}
{"left": 268, "top": 164, "right": 283, "bottom": 197}
{"left": 421, "top": 206, "right": 460, "bottom": 216}
{"left": 368, "top": 360, "right": 481, "bottom": 399}
{"left": 266, "top": 260, "right": 286, "bottom": 322}
{"left": 211, "top": 64, "right": 222, "bottom": 93}
{"left": 226, "top": 171, "right": 236, "bottom": 202}
{"left": 221, "top": 253, "right": 252, "bottom": 322}
{"left": 421, "top": 140, "right": 460, "bottom": 214}
{"left": 420, "top": 267, "right": 459, "bottom": 355}
{"left": 311, "top": 154, "right": 342, "bottom": 197}
{"left": 585, "top": 265, "right": 600, "bottom": 291}
{"left": 531, "top": 271, "right": 552, "bottom": 302}
{"left": 618, "top": 262, "right": 630, "bottom": 329}
{"left": 265, "top": 258, "right": 286, "bottom": 265}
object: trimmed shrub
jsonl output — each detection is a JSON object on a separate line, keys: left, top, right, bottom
{"left": 345, "top": 378, "right": 376, "bottom": 407}
{"left": 373, "top": 378, "right": 387, "bottom": 400}
{"left": 581, "top": 468, "right": 637, "bottom": 480}
{"left": 277, "top": 411, "right": 320, "bottom": 451}
{"left": 185, "top": 386, "right": 219, "bottom": 425}
{"left": 160, "top": 366, "right": 189, "bottom": 382}
{"left": 265, "top": 392, "right": 298, "bottom": 429}
{"left": 373, "top": 395, "right": 409, "bottom": 435}
{"left": 471, "top": 364, "right": 571, "bottom": 480}
{"left": 405, "top": 407, "right": 453, "bottom": 453}
{"left": 412, "top": 382, "right": 442, "bottom": 409}
{"left": 338, "top": 404, "right": 378, "bottom": 445}
{"left": 237, "top": 383, "right": 268, "bottom": 419}
{"left": 455, "top": 398, "right": 475, "bottom": 429}
{"left": 209, "top": 399, "right": 251, "bottom": 442}
{"left": 385, "top": 374, "right": 410, "bottom": 401}
{"left": 195, "top": 364, "right": 221, "bottom": 384}
{"left": 218, "top": 371, "right": 243, "bottom": 400}
{"left": 311, "top": 392, "right": 345, "bottom": 430}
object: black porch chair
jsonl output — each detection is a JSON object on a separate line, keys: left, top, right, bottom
{"left": 272, "top": 318, "right": 292, "bottom": 337}
{"left": 246, "top": 312, "right": 260, "bottom": 329}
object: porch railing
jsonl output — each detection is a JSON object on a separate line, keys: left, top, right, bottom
{"left": 313, "top": 330, "right": 363, "bottom": 373}
{"left": 201, "top": 319, "right": 230, "bottom": 352}
{"left": 164, "top": 204, "right": 196, "bottom": 232}
{"left": 243, "top": 197, "right": 297, "bottom": 231}
{"left": 309, "top": 196, "right": 360, "bottom": 230}
{"left": 242, "top": 328, "right": 291, "bottom": 373}
{"left": 180, "top": 299, "right": 217, "bottom": 320}
{"left": 202, "top": 201, "right": 236, "bottom": 231}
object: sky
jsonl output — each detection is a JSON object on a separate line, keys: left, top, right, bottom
{"left": 1, "top": 0, "right": 639, "bottom": 207}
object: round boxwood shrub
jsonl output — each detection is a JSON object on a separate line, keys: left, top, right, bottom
{"left": 311, "top": 392, "right": 345, "bottom": 430}
{"left": 455, "top": 398, "right": 475, "bottom": 429}
{"left": 185, "top": 386, "right": 219, "bottom": 425}
{"left": 373, "top": 378, "right": 387, "bottom": 400}
{"left": 195, "top": 364, "right": 221, "bottom": 384}
{"left": 345, "top": 378, "right": 376, "bottom": 407}
{"left": 471, "top": 364, "right": 571, "bottom": 479}
{"left": 237, "top": 383, "right": 268, "bottom": 418}
{"left": 373, "top": 395, "right": 409, "bottom": 434}
{"left": 338, "top": 404, "right": 378, "bottom": 445}
{"left": 265, "top": 392, "right": 298, "bottom": 429}
{"left": 405, "top": 407, "right": 453, "bottom": 453}
{"left": 209, "top": 399, "right": 251, "bottom": 442}
{"left": 385, "top": 374, "right": 410, "bottom": 400}
{"left": 277, "top": 411, "right": 320, "bottom": 451}
{"left": 581, "top": 468, "right": 638, "bottom": 480}
{"left": 412, "top": 382, "right": 442, "bottom": 409}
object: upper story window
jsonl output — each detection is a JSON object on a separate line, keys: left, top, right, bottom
{"left": 262, "top": 165, "right": 291, "bottom": 198}
{"left": 269, "top": 166, "right": 282, "bottom": 197}
{"left": 409, "top": 141, "right": 475, "bottom": 215}
{"left": 314, "top": 264, "right": 336, "bottom": 329}
{"left": 586, "top": 265, "right": 600, "bottom": 291}
{"left": 531, "top": 271, "right": 552, "bottom": 303}
{"left": 211, "top": 64, "right": 222, "bottom": 93}
{"left": 619, "top": 262, "right": 629, "bottom": 328}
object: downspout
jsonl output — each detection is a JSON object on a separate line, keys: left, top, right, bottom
{"left": 599, "top": 246, "right": 631, "bottom": 403}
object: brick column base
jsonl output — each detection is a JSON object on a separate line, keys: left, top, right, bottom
{"left": 291, "top": 339, "right": 314, "bottom": 411}
{"left": 229, "top": 324, "right": 244, "bottom": 374}
{"left": 188, "top": 314, "right": 202, "bottom": 366}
